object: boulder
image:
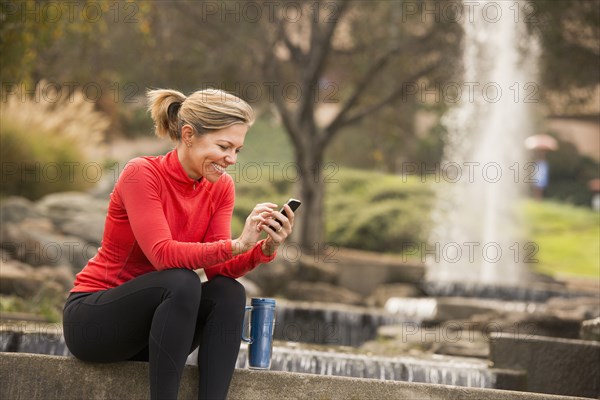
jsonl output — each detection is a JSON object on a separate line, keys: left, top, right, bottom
{"left": 58, "top": 212, "right": 105, "bottom": 246}
{"left": 244, "top": 255, "right": 297, "bottom": 296}
{"left": 34, "top": 192, "right": 108, "bottom": 246}
{"left": 35, "top": 191, "right": 108, "bottom": 217}
{"left": 295, "top": 254, "right": 339, "bottom": 284}
{"left": 333, "top": 248, "right": 425, "bottom": 296}
{"left": 0, "top": 256, "right": 65, "bottom": 299}
{"left": 1, "top": 217, "right": 96, "bottom": 271}
{"left": 0, "top": 259, "right": 40, "bottom": 296}
{"left": 0, "top": 197, "right": 43, "bottom": 224}
{"left": 35, "top": 265, "right": 75, "bottom": 292}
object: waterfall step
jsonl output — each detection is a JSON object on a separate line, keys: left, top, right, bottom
{"left": 422, "top": 281, "right": 595, "bottom": 302}
{"left": 0, "top": 353, "right": 589, "bottom": 400}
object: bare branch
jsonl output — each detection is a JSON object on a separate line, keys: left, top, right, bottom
{"left": 297, "top": 1, "right": 350, "bottom": 127}
{"left": 261, "top": 25, "right": 303, "bottom": 152}
{"left": 326, "top": 28, "right": 440, "bottom": 135}
{"left": 325, "top": 44, "right": 403, "bottom": 134}
{"left": 322, "top": 59, "right": 442, "bottom": 146}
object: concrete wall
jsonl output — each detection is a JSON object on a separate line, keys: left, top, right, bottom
{"left": 332, "top": 248, "right": 425, "bottom": 296}
{"left": 1, "top": 352, "right": 591, "bottom": 400}
{"left": 490, "top": 333, "right": 600, "bottom": 399}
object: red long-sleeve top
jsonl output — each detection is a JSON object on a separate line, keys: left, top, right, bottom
{"left": 71, "top": 148, "right": 275, "bottom": 293}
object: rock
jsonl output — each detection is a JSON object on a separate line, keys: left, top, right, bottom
{"left": 237, "top": 277, "right": 262, "bottom": 298}
{"left": 580, "top": 317, "right": 600, "bottom": 341}
{"left": 367, "top": 283, "right": 423, "bottom": 307}
{"left": 0, "top": 197, "right": 43, "bottom": 224}
{"left": 1, "top": 217, "right": 96, "bottom": 271}
{"left": 0, "top": 259, "right": 41, "bottom": 297}
{"left": 59, "top": 213, "right": 105, "bottom": 246}
{"left": 36, "top": 191, "right": 108, "bottom": 217}
{"left": 295, "top": 255, "right": 338, "bottom": 284}
{"left": 35, "top": 265, "right": 75, "bottom": 292}
{"left": 545, "top": 296, "right": 600, "bottom": 320}
{"left": 34, "top": 192, "right": 108, "bottom": 246}
{"left": 281, "top": 281, "right": 365, "bottom": 305}
{"left": 244, "top": 255, "right": 299, "bottom": 296}
{"left": 0, "top": 254, "right": 70, "bottom": 298}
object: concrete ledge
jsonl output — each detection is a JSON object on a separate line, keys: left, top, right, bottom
{"left": 490, "top": 334, "right": 600, "bottom": 398}
{"left": 1, "top": 353, "right": 592, "bottom": 400}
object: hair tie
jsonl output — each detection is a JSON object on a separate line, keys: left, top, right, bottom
{"left": 167, "top": 102, "right": 182, "bottom": 119}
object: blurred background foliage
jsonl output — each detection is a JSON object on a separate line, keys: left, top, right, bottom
{"left": 0, "top": 0, "right": 598, "bottom": 277}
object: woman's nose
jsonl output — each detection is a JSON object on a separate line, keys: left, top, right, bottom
{"left": 225, "top": 153, "right": 237, "bottom": 165}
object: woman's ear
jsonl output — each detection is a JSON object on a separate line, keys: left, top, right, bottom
{"left": 181, "top": 124, "right": 195, "bottom": 143}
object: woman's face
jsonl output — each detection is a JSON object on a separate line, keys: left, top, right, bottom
{"left": 180, "top": 124, "right": 248, "bottom": 183}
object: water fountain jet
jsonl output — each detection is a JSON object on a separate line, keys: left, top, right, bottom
{"left": 426, "top": 0, "right": 542, "bottom": 299}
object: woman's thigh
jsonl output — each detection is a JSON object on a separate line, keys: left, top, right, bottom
{"left": 63, "top": 269, "right": 201, "bottom": 362}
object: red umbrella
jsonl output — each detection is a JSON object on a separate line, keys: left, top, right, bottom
{"left": 525, "top": 134, "right": 559, "bottom": 151}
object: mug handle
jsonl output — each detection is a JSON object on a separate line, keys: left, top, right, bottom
{"left": 241, "top": 305, "right": 253, "bottom": 344}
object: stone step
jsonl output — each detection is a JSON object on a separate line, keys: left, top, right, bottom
{"left": 490, "top": 333, "right": 600, "bottom": 398}
{"left": 0, "top": 353, "right": 592, "bottom": 400}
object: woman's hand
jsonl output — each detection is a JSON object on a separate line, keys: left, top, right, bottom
{"left": 259, "top": 203, "right": 295, "bottom": 257}
{"left": 232, "top": 203, "right": 277, "bottom": 256}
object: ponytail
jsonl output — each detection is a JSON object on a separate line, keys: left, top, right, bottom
{"left": 146, "top": 88, "right": 254, "bottom": 142}
{"left": 146, "top": 89, "right": 186, "bottom": 140}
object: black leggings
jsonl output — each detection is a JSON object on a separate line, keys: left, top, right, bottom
{"left": 62, "top": 270, "right": 246, "bottom": 400}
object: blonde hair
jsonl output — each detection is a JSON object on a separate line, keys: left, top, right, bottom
{"left": 146, "top": 88, "right": 255, "bottom": 141}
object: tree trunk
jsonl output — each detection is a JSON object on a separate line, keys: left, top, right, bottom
{"left": 294, "top": 140, "right": 326, "bottom": 251}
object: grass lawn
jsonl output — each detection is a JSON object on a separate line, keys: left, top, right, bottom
{"left": 524, "top": 200, "right": 600, "bottom": 279}
{"left": 237, "top": 117, "right": 599, "bottom": 279}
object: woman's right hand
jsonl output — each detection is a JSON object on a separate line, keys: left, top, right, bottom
{"left": 231, "top": 202, "right": 278, "bottom": 256}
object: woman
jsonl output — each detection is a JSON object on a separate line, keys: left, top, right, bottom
{"left": 62, "top": 88, "right": 294, "bottom": 400}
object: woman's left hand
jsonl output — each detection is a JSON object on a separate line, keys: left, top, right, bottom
{"left": 259, "top": 203, "right": 295, "bottom": 256}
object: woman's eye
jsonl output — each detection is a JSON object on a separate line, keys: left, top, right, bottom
{"left": 235, "top": 149, "right": 241, "bottom": 154}
{"left": 219, "top": 145, "right": 228, "bottom": 150}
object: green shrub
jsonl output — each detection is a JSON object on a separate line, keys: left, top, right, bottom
{"left": 231, "top": 163, "right": 434, "bottom": 253}
{"left": 1, "top": 81, "right": 109, "bottom": 200}
{"left": 1, "top": 121, "right": 93, "bottom": 200}
{"left": 118, "top": 104, "right": 155, "bottom": 138}
{"left": 545, "top": 134, "right": 599, "bottom": 206}
{"left": 325, "top": 168, "right": 433, "bottom": 252}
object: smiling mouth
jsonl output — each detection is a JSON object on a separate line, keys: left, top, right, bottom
{"left": 211, "top": 163, "right": 226, "bottom": 173}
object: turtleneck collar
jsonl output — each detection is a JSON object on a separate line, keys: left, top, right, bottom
{"left": 161, "top": 147, "right": 205, "bottom": 194}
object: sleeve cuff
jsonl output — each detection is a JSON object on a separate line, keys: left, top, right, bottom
{"left": 256, "top": 239, "right": 277, "bottom": 262}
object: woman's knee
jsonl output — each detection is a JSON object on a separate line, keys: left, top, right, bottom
{"left": 160, "top": 269, "right": 202, "bottom": 303}
{"left": 205, "top": 276, "right": 246, "bottom": 307}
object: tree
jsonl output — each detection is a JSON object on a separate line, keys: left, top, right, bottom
{"left": 169, "top": 0, "right": 461, "bottom": 248}
{"left": 527, "top": 0, "right": 600, "bottom": 115}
